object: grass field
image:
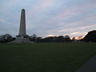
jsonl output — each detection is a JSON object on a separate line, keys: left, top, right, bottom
{"left": 0, "top": 42, "right": 96, "bottom": 72}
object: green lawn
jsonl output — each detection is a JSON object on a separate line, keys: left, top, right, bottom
{"left": 0, "top": 42, "right": 96, "bottom": 72}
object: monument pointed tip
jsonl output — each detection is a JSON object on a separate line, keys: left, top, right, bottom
{"left": 22, "top": 9, "right": 25, "bottom": 11}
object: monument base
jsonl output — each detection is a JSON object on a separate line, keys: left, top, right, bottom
{"left": 11, "top": 35, "right": 32, "bottom": 43}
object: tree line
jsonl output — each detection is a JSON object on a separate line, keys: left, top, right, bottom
{"left": 0, "top": 30, "right": 96, "bottom": 43}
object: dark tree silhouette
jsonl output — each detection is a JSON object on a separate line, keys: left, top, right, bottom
{"left": 36, "top": 35, "right": 71, "bottom": 42}
{"left": 83, "top": 30, "right": 96, "bottom": 42}
{"left": 29, "top": 34, "right": 37, "bottom": 41}
{"left": 0, "top": 34, "right": 14, "bottom": 43}
{"left": 64, "top": 35, "right": 71, "bottom": 42}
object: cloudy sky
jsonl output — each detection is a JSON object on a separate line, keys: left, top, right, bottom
{"left": 0, "top": 0, "right": 96, "bottom": 38}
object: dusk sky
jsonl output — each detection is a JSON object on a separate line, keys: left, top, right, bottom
{"left": 0, "top": 0, "right": 96, "bottom": 38}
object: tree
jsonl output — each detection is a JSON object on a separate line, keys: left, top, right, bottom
{"left": 0, "top": 34, "right": 13, "bottom": 43}
{"left": 29, "top": 34, "right": 37, "bottom": 42}
{"left": 83, "top": 30, "right": 96, "bottom": 42}
{"left": 64, "top": 35, "right": 71, "bottom": 42}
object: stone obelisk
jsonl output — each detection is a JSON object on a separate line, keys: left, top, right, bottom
{"left": 19, "top": 9, "right": 26, "bottom": 37}
{"left": 12, "top": 9, "right": 31, "bottom": 43}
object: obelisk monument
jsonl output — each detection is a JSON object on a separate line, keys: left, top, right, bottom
{"left": 19, "top": 9, "right": 26, "bottom": 37}
{"left": 12, "top": 9, "right": 31, "bottom": 43}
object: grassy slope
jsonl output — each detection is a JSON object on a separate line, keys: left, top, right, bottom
{"left": 0, "top": 43, "right": 96, "bottom": 72}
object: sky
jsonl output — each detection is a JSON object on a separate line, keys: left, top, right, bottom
{"left": 0, "top": 0, "right": 96, "bottom": 38}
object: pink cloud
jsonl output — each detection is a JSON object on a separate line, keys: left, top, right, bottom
{"left": 59, "top": 24, "right": 96, "bottom": 32}
{"left": 48, "top": 1, "right": 96, "bottom": 23}
{"left": 29, "top": 0, "right": 56, "bottom": 15}
{"left": 70, "top": 32, "right": 87, "bottom": 36}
